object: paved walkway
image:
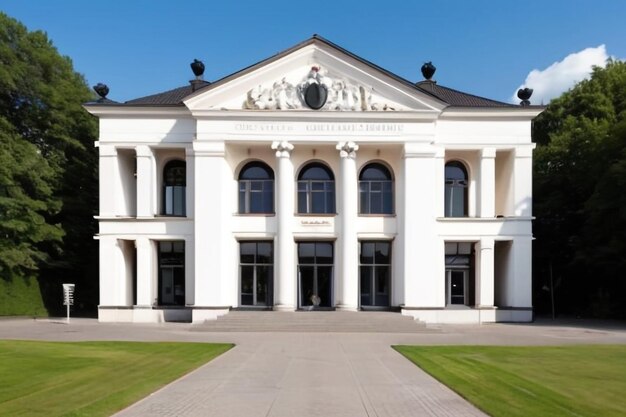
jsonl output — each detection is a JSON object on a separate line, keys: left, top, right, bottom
{"left": 2, "top": 317, "right": 626, "bottom": 417}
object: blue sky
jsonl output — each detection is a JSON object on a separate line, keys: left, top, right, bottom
{"left": 2, "top": 1, "right": 625, "bottom": 104}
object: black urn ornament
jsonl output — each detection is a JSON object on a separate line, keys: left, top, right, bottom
{"left": 190, "top": 59, "right": 205, "bottom": 77}
{"left": 93, "top": 83, "right": 109, "bottom": 99}
{"left": 421, "top": 62, "right": 436, "bottom": 80}
{"left": 304, "top": 83, "right": 328, "bottom": 110}
{"left": 517, "top": 88, "right": 533, "bottom": 106}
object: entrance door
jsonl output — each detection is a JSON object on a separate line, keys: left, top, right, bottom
{"left": 240, "top": 242, "right": 273, "bottom": 307}
{"left": 360, "top": 241, "right": 391, "bottom": 308}
{"left": 298, "top": 242, "right": 333, "bottom": 309}
{"left": 158, "top": 241, "right": 185, "bottom": 306}
{"left": 446, "top": 269, "right": 468, "bottom": 305}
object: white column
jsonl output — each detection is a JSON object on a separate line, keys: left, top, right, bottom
{"left": 511, "top": 236, "right": 533, "bottom": 307}
{"left": 192, "top": 141, "right": 228, "bottom": 306}
{"left": 480, "top": 148, "right": 496, "bottom": 218}
{"left": 434, "top": 148, "right": 445, "bottom": 218}
{"left": 402, "top": 143, "right": 442, "bottom": 308}
{"left": 514, "top": 146, "right": 534, "bottom": 217}
{"left": 185, "top": 146, "right": 195, "bottom": 218}
{"left": 272, "top": 141, "right": 295, "bottom": 311}
{"left": 135, "top": 237, "right": 154, "bottom": 306}
{"left": 185, "top": 237, "right": 195, "bottom": 305}
{"left": 336, "top": 141, "right": 359, "bottom": 311}
{"left": 135, "top": 145, "right": 154, "bottom": 218}
{"left": 98, "top": 237, "right": 118, "bottom": 306}
{"left": 98, "top": 145, "right": 118, "bottom": 216}
{"left": 475, "top": 237, "right": 495, "bottom": 307}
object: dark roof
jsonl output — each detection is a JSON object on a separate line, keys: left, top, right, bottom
{"left": 415, "top": 81, "right": 516, "bottom": 108}
{"left": 90, "top": 35, "right": 523, "bottom": 109}
{"left": 123, "top": 83, "right": 213, "bottom": 106}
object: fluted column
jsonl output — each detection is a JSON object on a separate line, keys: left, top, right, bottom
{"left": 272, "top": 141, "right": 295, "bottom": 311}
{"left": 336, "top": 141, "right": 359, "bottom": 310}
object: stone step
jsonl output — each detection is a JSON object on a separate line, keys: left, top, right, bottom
{"left": 192, "top": 311, "right": 434, "bottom": 333}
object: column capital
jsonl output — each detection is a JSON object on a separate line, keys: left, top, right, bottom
{"left": 98, "top": 145, "right": 117, "bottom": 157}
{"left": 477, "top": 237, "right": 495, "bottom": 250}
{"left": 336, "top": 141, "right": 359, "bottom": 159}
{"left": 135, "top": 145, "right": 153, "bottom": 158}
{"left": 272, "top": 141, "right": 294, "bottom": 158}
{"left": 481, "top": 147, "right": 497, "bottom": 159}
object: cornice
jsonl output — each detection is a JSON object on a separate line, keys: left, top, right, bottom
{"left": 83, "top": 105, "right": 192, "bottom": 118}
{"left": 439, "top": 107, "right": 545, "bottom": 120}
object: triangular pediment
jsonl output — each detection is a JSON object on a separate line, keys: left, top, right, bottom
{"left": 184, "top": 37, "right": 445, "bottom": 114}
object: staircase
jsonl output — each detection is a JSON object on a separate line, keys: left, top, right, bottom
{"left": 192, "top": 310, "right": 432, "bottom": 333}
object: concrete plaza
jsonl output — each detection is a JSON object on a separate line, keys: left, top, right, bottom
{"left": 1, "top": 315, "right": 625, "bottom": 417}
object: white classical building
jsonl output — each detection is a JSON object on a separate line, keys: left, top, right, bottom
{"left": 85, "top": 36, "right": 543, "bottom": 324}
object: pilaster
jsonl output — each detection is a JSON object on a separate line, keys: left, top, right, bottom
{"left": 192, "top": 141, "right": 227, "bottom": 306}
{"left": 402, "top": 143, "right": 442, "bottom": 307}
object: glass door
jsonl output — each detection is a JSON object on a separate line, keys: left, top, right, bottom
{"left": 360, "top": 241, "right": 391, "bottom": 308}
{"left": 298, "top": 242, "right": 333, "bottom": 309}
{"left": 446, "top": 269, "right": 468, "bottom": 305}
{"left": 239, "top": 242, "right": 273, "bottom": 307}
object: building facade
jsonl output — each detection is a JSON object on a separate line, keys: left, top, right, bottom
{"left": 85, "top": 36, "right": 543, "bottom": 324}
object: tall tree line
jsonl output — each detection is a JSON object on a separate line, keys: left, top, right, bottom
{"left": 0, "top": 12, "right": 98, "bottom": 314}
{"left": 533, "top": 60, "right": 626, "bottom": 318}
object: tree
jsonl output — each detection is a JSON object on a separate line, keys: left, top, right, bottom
{"left": 0, "top": 12, "right": 98, "bottom": 314}
{"left": 533, "top": 60, "right": 626, "bottom": 318}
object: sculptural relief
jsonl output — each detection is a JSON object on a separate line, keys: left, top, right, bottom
{"left": 242, "top": 65, "right": 399, "bottom": 111}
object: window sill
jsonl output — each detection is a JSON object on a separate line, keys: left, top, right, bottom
{"left": 234, "top": 213, "right": 276, "bottom": 217}
{"left": 358, "top": 214, "right": 396, "bottom": 218}
{"left": 295, "top": 213, "right": 337, "bottom": 217}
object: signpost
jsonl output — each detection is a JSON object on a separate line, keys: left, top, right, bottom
{"left": 62, "top": 283, "right": 75, "bottom": 322}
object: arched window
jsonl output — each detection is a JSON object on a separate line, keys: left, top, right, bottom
{"left": 238, "top": 162, "right": 274, "bottom": 214}
{"left": 445, "top": 161, "right": 468, "bottom": 217}
{"left": 297, "top": 162, "right": 335, "bottom": 214}
{"left": 163, "top": 160, "right": 186, "bottom": 216}
{"left": 359, "top": 163, "right": 393, "bottom": 214}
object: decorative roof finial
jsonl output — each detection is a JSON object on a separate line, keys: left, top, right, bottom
{"left": 421, "top": 61, "right": 436, "bottom": 81}
{"left": 517, "top": 88, "right": 533, "bottom": 106}
{"left": 93, "top": 83, "right": 109, "bottom": 100}
{"left": 190, "top": 59, "right": 205, "bottom": 78}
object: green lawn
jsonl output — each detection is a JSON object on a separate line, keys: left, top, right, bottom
{"left": 394, "top": 345, "right": 626, "bottom": 417}
{"left": 0, "top": 340, "right": 233, "bottom": 417}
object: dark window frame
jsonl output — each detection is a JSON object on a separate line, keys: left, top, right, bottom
{"left": 297, "top": 162, "right": 336, "bottom": 214}
{"left": 445, "top": 161, "right": 469, "bottom": 217}
{"left": 162, "top": 159, "right": 186, "bottom": 216}
{"left": 239, "top": 241, "right": 274, "bottom": 307}
{"left": 359, "top": 163, "right": 394, "bottom": 215}
{"left": 157, "top": 240, "right": 185, "bottom": 306}
{"left": 238, "top": 162, "right": 275, "bottom": 214}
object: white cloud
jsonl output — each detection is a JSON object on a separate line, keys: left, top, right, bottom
{"left": 511, "top": 45, "right": 608, "bottom": 104}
